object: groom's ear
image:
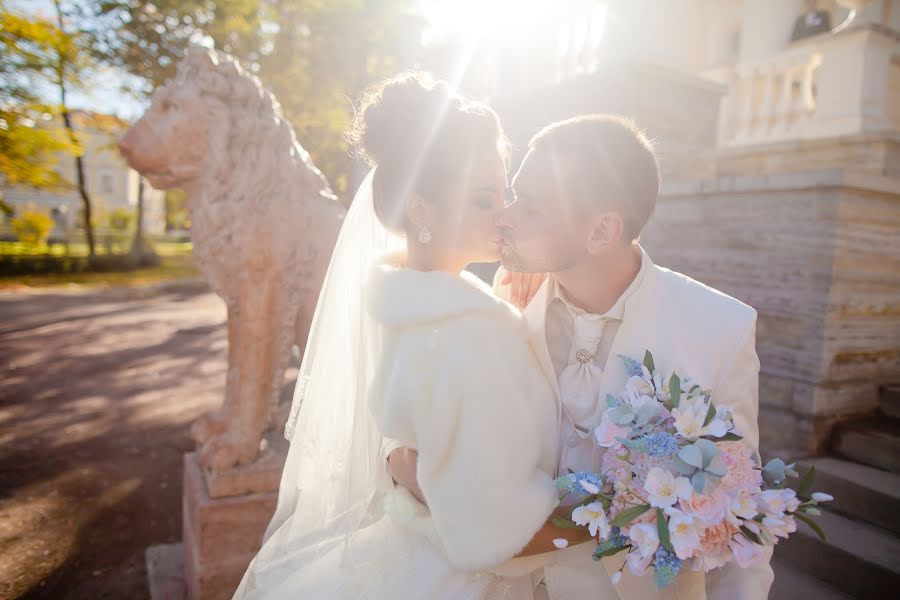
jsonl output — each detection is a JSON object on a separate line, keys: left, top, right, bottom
{"left": 585, "top": 211, "right": 625, "bottom": 254}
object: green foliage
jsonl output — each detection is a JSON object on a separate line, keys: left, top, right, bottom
{"left": 165, "top": 188, "right": 191, "bottom": 231}
{"left": 0, "top": 2, "right": 79, "bottom": 191}
{"left": 107, "top": 207, "right": 134, "bottom": 232}
{"left": 11, "top": 211, "right": 54, "bottom": 245}
{"left": 93, "top": 0, "right": 420, "bottom": 200}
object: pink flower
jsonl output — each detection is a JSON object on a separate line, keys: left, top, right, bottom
{"left": 681, "top": 490, "right": 729, "bottom": 526}
{"left": 729, "top": 534, "right": 765, "bottom": 568}
{"left": 626, "top": 548, "right": 654, "bottom": 576}
{"left": 718, "top": 442, "right": 763, "bottom": 494}
{"left": 595, "top": 411, "right": 630, "bottom": 448}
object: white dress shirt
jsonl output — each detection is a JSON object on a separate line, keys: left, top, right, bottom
{"left": 547, "top": 255, "right": 648, "bottom": 479}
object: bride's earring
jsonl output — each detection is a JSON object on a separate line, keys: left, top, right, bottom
{"left": 418, "top": 225, "right": 432, "bottom": 245}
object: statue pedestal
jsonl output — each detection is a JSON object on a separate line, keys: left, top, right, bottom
{"left": 181, "top": 433, "right": 288, "bottom": 600}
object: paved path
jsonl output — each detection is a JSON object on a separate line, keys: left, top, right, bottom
{"left": 0, "top": 285, "right": 228, "bottom": 599}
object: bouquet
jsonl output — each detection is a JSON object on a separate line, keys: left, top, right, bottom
{"left": 552, "top": 351, "right": 830, "bottom": 588}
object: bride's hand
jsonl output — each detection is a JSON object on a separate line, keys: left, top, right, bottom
{"left": 501, "top": 271, "right": 548, "bottom": 310}
{"left": 388, "top": 447, "right": 426, "bottom": 505}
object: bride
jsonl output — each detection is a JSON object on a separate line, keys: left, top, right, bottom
{"left": 232, "top": 73, "right": 561, "bottom": 600}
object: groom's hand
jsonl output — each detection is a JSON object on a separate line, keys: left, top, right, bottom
{"left": 515, "top": 505, "right": 594, "bottom": 558}
{"left": 387, "top": 447, "right": 426, "bottom": 505}
{"left": 500, "top": 271, "right": 547, "bottom": 310}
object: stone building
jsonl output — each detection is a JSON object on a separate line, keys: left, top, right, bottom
{"left": 1, "top": 110, "right": 166, "bottom": 239}
{"left": 431, "top": 1, "right": 899, "bottom": 594}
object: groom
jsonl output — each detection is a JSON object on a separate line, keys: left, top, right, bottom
{"left": 390, "top": 114, "right": 774, "bottom": 599}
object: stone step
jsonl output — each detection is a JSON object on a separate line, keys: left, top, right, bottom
{"left": 774, "top": 507, "right": 900, "bottom": 597}
{"left": 881, "top": 385, "right": 900, "bottom": 420}
{"left": 770, "top": 559, "right": 852, "bottom": 600}
{"left": 798, "top": 457, "right": 900, "bottom": 535}
{"left": 831, "top": 417, "right": 900, "bottom": 474}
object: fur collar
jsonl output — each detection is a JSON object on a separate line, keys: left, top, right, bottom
{"left": 366, "top": 255, "right": 522, "bottom": 329}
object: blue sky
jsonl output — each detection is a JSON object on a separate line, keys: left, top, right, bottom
{"left": 14, "top": 0, "right": 146, "bottom": 120}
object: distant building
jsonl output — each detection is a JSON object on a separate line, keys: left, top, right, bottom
{"left": 1, "top": 110, "right": 166, "bottom": 238}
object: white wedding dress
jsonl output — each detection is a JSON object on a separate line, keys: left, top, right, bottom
{"left": 231, "top": 171, "right": 560, "bottom": 600}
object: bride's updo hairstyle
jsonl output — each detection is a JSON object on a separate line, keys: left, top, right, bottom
{"left": 347, "top": 72, "right": 508, "bottom": 234}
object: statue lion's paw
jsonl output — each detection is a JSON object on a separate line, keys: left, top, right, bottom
{"left": 190, "top": 410, "right": 227, "bottom": 444}
{"left": 198, "top": 432, "right": 260, "bottom": 470}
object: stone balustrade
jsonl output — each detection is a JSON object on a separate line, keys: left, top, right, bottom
{"left": 717, "top": 25, "right": 899, "bottom": 147}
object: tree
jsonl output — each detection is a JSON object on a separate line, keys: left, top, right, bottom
{"left": 93, "top": 0, "right": 422, "bottom": 200}
{"left": 12, "top": 210, "right": 54, "bottom": 245}
{"left": 50, "top": 0, "right": 101, "bottom": 259}
{"left": 0, "top": 2, "right": 77, "bottom": 202}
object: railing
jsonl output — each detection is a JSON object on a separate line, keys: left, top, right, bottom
{"left": 716, "top": 25, "right": 899, "bottom": 147}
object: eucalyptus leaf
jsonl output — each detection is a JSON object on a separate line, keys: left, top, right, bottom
{"left": 657, "top": 508, "right": 673, "bottom": 553}
{"left": 706, "top": 454, "right": 728, "bottom": 478}
{"left": 610, "top": 505, "right": 652, "bottom": 528}
{"left": 691, "top": 471, "right": 707, "bottom": 494}
{"left": 678, "top": 444, "right": 704, "bottom": 469}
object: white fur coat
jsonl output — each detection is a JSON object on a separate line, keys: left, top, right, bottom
{"left": 366, "top": 258, "right": 560, "bottom": 572}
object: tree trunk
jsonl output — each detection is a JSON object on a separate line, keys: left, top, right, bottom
{"left": 129, "top": 175, "right": 158, "bottom": 265}
{"left": 53, "top": 0, "right": 95, "bottom": 260}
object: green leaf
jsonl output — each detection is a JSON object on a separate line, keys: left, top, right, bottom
{"left": 796, "top": 466, "right": 816, "bottom": 500}
{"left": 610, "top": 505, "right": 652, "bottom": 528}
{"left": 643, "top": 350, "right": 656, "bottom": 375}
{"left": 740, "top": 526, "right": 763, "bottom": 545}
{"left": 669, "top": 373, "right": 682, "bottom": 408}
{"left": 713, "top": 432, "right": 744, "bottom": 442}
{"left": 656, "top": 508, "right": 674, "bottom": 553}
{"left": 795, "top": 512, "right": 827, "bottom": 542}
{"left": 703, "top": 402, "right": 717, "bottom": 427}
{"left": 550, "top": 515, "right": 582, "bottom": 530}
{"left": 593, "top": 544, "right": 630, "bottom": 560}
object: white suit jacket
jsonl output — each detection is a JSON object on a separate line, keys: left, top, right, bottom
{"left": 494, "top": 246, "right": 774, "bottom": 600}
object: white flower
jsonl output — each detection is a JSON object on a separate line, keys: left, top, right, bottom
{"left": 727, "top": 493, "right": 759, "bottom": 526}
{"left": 595, "top": 411, "right": 630, "bottom": 448}
{"left": 666, "top": 509, "right": 703, "bottom": 560}
{"left": 729, "top": 534, "right": 764, "bottom": 568}
{"left": 644, "top": 467, "right": 693, "bottom": 509}
{"left": 611, "top": 571, "right": 623, "bottom": 585}
{"left": 671, "top": 396, "right": 728, "bottom": 440}
{"left": 553, "top": 538, "right": 569, "bottom": 549}
{"left": 628, "top": 522, "right": 660, "bottom": 558}
{"left": 762, "top": 516, "right": 797, "bottom": 539}
{"left": 756, "top": 488, "right": 798, "bottom": 517}
{"left": 572, "top": 502, "right": 611, "bottom": 539}
{"left": 812, "top": 492, "right": 833, "bottom": 503}
{"left": 626, "top": 375, "right": 655, "bottom": 398}
{"left": 626, "top": 548, "right": 654, "bottom": 576}
{"left": 579, "top": 479, "right": 601, "bottom": 495}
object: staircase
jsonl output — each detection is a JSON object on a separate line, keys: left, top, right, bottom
{"left": 771, "top": 386, "right": 900, "bottom": 599}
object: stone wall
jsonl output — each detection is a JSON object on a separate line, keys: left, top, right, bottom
{"left": 643, "top": 161, "right": 900, "bottom": 457}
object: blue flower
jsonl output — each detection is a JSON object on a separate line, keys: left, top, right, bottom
{"left": 619, "top": 354, "right": 645, "bottom": 377}
{"left": 653, "top": 548, "right": 682, "bottom": 588}
{"left": 572, "top": 472, "right": 603, "bottom": 495}
{"left": 624, "top": 432, "right": 679, "bottom": 457}
{"left": 645, "top": 432, "right": 679, "bottom": 457}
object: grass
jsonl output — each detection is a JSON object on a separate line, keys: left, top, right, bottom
{"left": 0, "top": 240, "right": 200, "bottom": 290}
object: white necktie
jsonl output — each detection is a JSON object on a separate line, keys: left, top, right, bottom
{"left": 557, "top": 313, "right": 607, "bottom": 479}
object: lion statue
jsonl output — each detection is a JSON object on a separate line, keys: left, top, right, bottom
{"left": 118, "top": 46, "right": 345, "bottom": 470}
